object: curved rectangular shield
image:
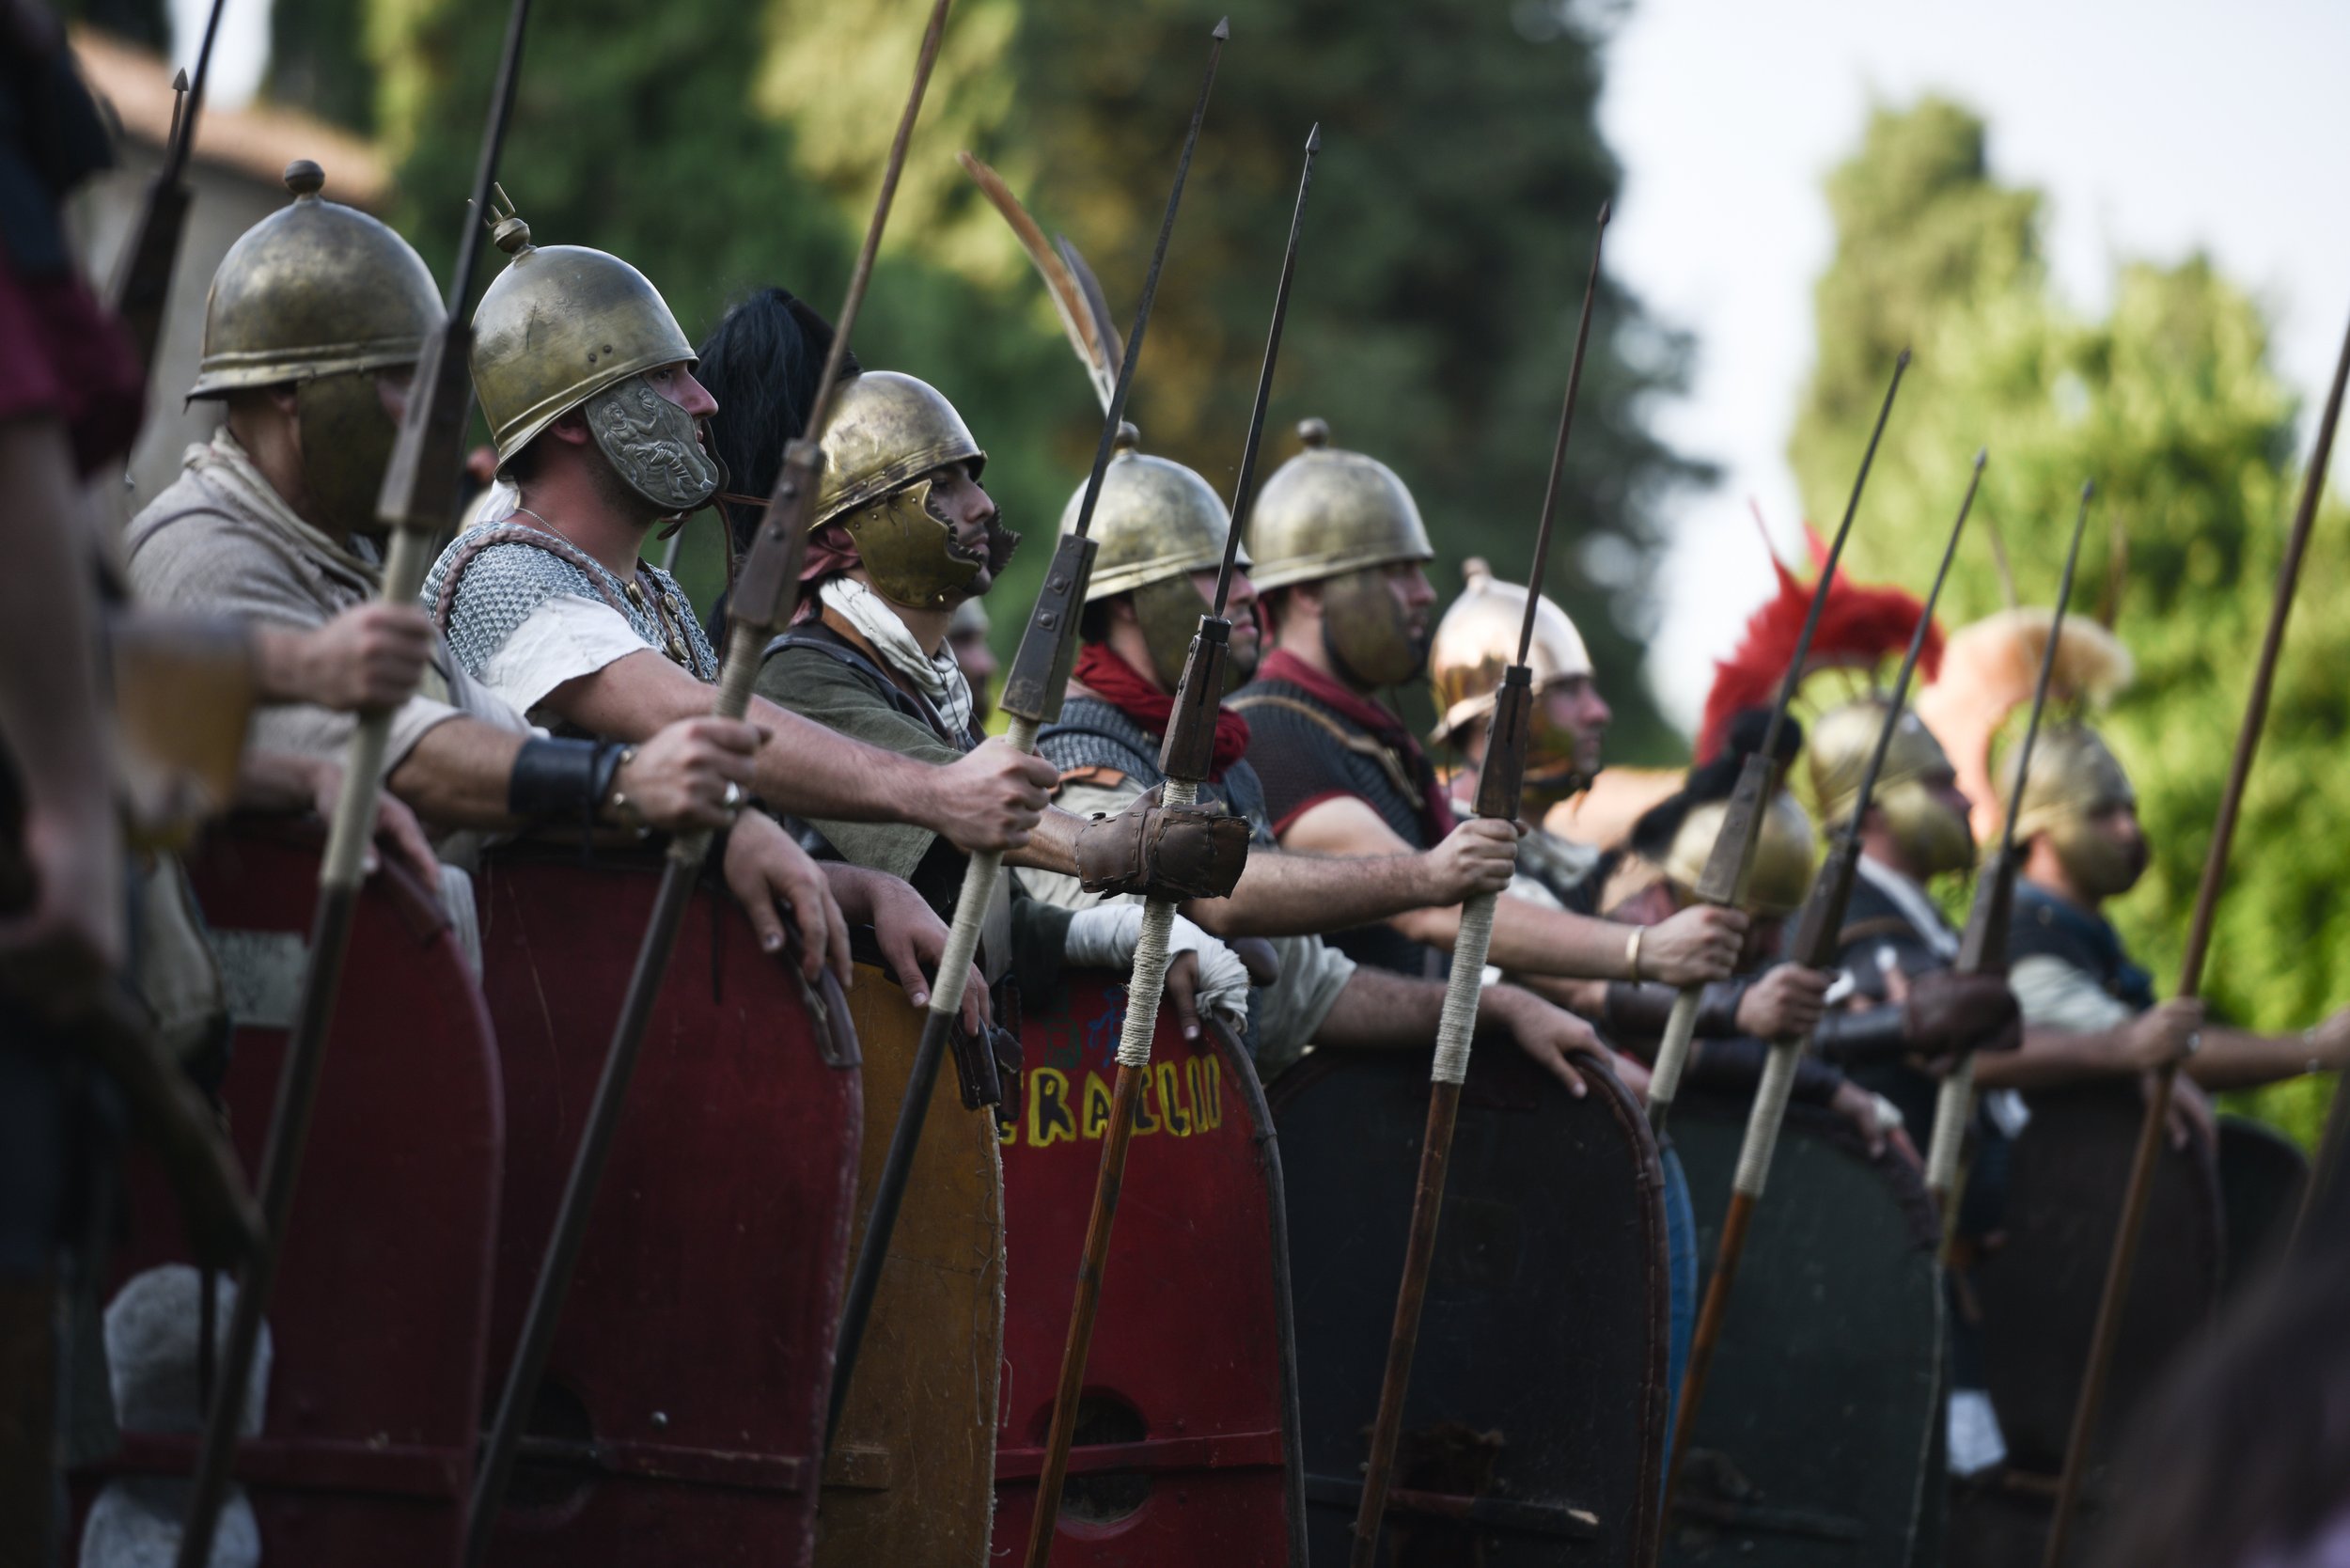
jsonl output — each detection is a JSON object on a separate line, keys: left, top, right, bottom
{"left": 816, "top": 964, "right": 1004, "bottom": 1567}
{"left": 1272, "top": 1043, "right": 1671, "bottom": 1566}
{"left": 994, "top": 969, "right": 1307, "bottom": 1565}
{"left": 1666, "top": 1095, "right": 1945, "bottom": 1568}
{"left": 70, "top": 823, "right": 503, "bottom": 1566}
{"left": 470, "top": 846, "right": 861, "bottom": 1567}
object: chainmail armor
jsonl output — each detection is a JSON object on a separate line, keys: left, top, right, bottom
{"left": 421, "top": 519, "right": 719, "bottom": 682}
{"left": 1039, "top": 696, "right": 1275, "bottom": 846}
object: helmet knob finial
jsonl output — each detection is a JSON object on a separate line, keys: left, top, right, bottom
{"left": 1462, "top": 557, "right": 1492, "bottom": 587}
{"left": 488, "top": 182, "right": 533, "bottom": 255}
{"left": 1296, "top": 416, "right": 1329, "bottom": 450}
{"left": 1114, "top": 420, "right": 1141, "bottom": 452}
{"left": 283, "top": 160, "right": 325, "bottom": 199}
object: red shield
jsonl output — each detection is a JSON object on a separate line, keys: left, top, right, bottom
{"left": 73, "top": 823, "right": 503, "bottom": 1566}
{"left": 469, "top": 847, "right": 861, "bottom": 1567}
{"left": 994, "top": 970, "right": 1305, "bottom": 1564}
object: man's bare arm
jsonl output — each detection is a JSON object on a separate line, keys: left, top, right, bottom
{"left": 1277, "top": 794, "right": 1743, "bottom": 984}
{"left": 1181, "top": 818, "right": 1518, "bottom": 939}
{"left": 552, "top": 650, "right": 1049, "bottom": 852}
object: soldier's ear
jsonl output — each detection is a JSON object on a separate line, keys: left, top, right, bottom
{"left": 546, "top": 407, "right": 594, "bottom": 447}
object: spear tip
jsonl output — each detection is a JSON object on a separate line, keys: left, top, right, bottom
{"left": 1897, "top": 346, "right": 1914, "bottom": 368}
{"left": 2081, "top": 478, "right": 2096, "bottom": 500}
{"left": 1305, "top": 121, "right": 1322, "bottom": 153}
{"left": 173, "top": 67, "right": 189, "bottom": 92}
{"left": 1597, "top": 198, "right": 1611, "bottom": 227}
{"left": 1212, "top": 15, "right": 1230, "bottom": 39}
{"left": 1974, "top": 447, "right": 1988, "bottom": 470}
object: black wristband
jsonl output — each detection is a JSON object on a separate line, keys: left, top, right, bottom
{"left": 508, "top": 736, "right": 624, "bottom": 831}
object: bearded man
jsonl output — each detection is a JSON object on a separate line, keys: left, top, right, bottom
{"left": 126, "top": 165, "right": 764, "bottom": 879}
{"left": 424, "top": 218, "right": 1060, "bottom": 987}
{"left": 1232, "top": 418, "right": 1744, "bottom": 995}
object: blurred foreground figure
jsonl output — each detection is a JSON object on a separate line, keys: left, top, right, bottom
{"left": 2087, "top": 1246, "right": 2350, "bottom": 1568}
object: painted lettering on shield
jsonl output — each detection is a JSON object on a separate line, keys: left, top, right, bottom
{"left": 998, "top": 983, "right": 1223, "bottom": 1147}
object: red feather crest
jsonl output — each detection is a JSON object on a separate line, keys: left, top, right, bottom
{"left": 1697, "top": 522, "right": 1944, "bottom": 763}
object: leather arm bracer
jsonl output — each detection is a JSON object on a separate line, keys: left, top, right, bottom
{"left": 1074, "top": 790, "right": 1251, "bottom": 903}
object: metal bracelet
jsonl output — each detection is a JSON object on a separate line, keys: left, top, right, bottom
{"left": 1625, "top": 926, "right": 1643, "bottom": 984}
{"left": 604, "top": 746, "right": 648, "bottom": 839}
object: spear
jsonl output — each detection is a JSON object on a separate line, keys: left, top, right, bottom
{"left": 1642, "top": 353, "right": 1912, "bottom": 1136}
{"left": 1922, "top": 483, "right": 2094, "bottom": 1223}
{"left": 460, "top": 1, "right": 955, "bottom": 1558}
{"left": 109, "top": 0, "right": 229, "bottom": 372}
{"left": 1022, "top": 88, "right": 1324, "bottom": 1568}
{"left": 1345, "top": 201, "right": 1608, "bottom": 1568}
{"left": 2041, "top": 300, "right": 2350, "bottom": 1567}
{"left": 823, "top": 19, "right": 1244, "bottom": 1457}
{"left": 170, "top": 3, "right": 535, "bottom": 1562}
{"left": 1661, "top": 446, "right": 1982, "bottom": 1533}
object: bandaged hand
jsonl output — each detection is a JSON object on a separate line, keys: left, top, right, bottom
{"left": 1062, "top": 901, "right": 1251, "bottom": 1039}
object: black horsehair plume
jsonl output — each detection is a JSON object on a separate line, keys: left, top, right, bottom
{"left": 695, "top": 288, "right": 860, "bottom": 553}
{"left": 1629, "top": 707, "right": 1807, "bottom": 865}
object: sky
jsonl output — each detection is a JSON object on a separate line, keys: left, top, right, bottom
{"left": 171, "top": 0, "right": 2350, "bottom": 740}
{"left": 1594, "top": 0, "right": 2350, "bottom": 733}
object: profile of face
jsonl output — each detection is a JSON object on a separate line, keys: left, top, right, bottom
{"left": 1317, "top": 559, "right": 1437, "bottom": 688}
{"left": 1540, "top": 674, "right": 1612, "bottom": 779}
{"left": 2051, "top": 799, "right": 2151, "bottom": 899}
{"left": 1185, "top": 565, "right": 1263, "bottom": 682}
{"left": 949, "top": 622, "right": 998, "bottom": 720}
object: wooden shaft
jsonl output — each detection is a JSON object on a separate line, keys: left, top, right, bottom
{"left": 1351, "top": 1082, "right": 1465, "bottom": 1568}
{"left": 2044, "top": 300, "right": 2350, "bottom": 1567}
{"left": 2293, "top": 1072, "right": 2350, "bottom": 1255}
{"left": 1644, "top": 987, "right": 1702, "bottom": 1135}
{"left": 1662, "top": 1189, "right": 1759, "bottom": 1525}
{"left": 1023, "top": 1066, "right": 1149, "bottom": 1568}
{"left": 1924, "top": 1055, "right": 1977, "bottom": 1206}
{"left": 826, "top": 713, "right": 1038, "bottom": 1442}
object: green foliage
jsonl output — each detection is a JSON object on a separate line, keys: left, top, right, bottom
{"left": 367, "top": 0, "right": 1700, "bottom": 756}
{"left": 1792, "top": 98, "right": 2348, "bottom": 1145}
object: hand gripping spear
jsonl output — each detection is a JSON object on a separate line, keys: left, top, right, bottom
{"left": 1921, "top": 482, "right": 2094, "bottom": 1223}
{"left": 2041, "top": 300, "right": 2350, "bottom": 1568}
{"left": 1661, "top": 446, "right": 1983, "bottom": 1535}
{"left": 170, "top": 3, "right": 535, "bottom": 1562}
{"left": 460, "top": 1, "right": 956, "bottom": 1558}
{"left": 823, "top": 18, "right": 1241, "bottom": 1457}
{"left": 1347, "top": 201, "right": 1609, "bottom": 1568}
{"left": 109, "top": 0, "right": 229, "bottom": 372}
{"left": 1018, "top": 78, "right": 1324, "bottom": 1568}
{"left": 1642, "top": 353, "right": 1911, "bottom": 1136}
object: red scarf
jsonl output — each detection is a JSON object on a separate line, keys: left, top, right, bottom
{"left": 1256, "top": 647, "right": 1459, "bottom": 839}
{"left": 1071, "top": 643, "right": 1253, "bottom": 781}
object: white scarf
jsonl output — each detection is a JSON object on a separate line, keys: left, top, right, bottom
{"left": 820, "top": 576, "right": 975, "bottom": 740}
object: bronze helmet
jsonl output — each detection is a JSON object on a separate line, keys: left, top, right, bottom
{"left": 2003, "top": 722, "right": 2144, "bottom": 897}
{"left": 189, "top": 161, "right": 442, "bottom": 537}
{"left": 189, "top": 161, "right": 441, "bottom": 399}
{"left": 1247, "top": 418, "right": 1436, "bottom": 688}
{"left": 1665, "top": 790, "right": 1819, "bottom": 917}
{"left": 1427, "top": 558, "right": 1593, "bottom": 739}
{"left": 1064, "top": 425, "right": 1248, "bottom": 687}
{"left": 468, "top": 205, "right": 706, "bottom": 504}
{"left": 812, "top": 370, "right": 1004, "bottom": 611}
{"left": 1810, "top": 698, "right": 1975, "bottom": 876}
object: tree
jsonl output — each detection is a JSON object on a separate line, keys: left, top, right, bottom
{"left": 266, "top": 0, "right": 374, "bottom": 132}
{"left": 369, "top": 0, "right": 1703, "bottom": 755}
{"left": 1790, "top": 98, "right": 2349, "bottom": 1143}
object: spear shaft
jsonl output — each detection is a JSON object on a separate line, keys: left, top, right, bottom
{"left": 1923, "top": 483, "right": 2093, "bottom": 1218}
{"left": 1349, "top": 202, "right": 1608, "bottom": 1568}
{"left": 1661, "top": 449, "right": 1982, "bottom": 1537}
{"left": 462, "top": 3, "right": 954, "bottom": 1558}
{"left": 1644, "top": 353, "right": 1912, "bottom": 1135}
{"left": 2042, "top": 299, "right": 2350, "bottom": 1568}
{"left": 109, "top": 0, "right": 229, "bottom": 372}
{"left": 171, "top": 5, "right": 535, "bottom": 1564}
{"left": 1021, "top": 92, "right": 1327, "bottom": 1568}
{"left": 825, "top": 21, "right": 1236, "bottom": 1460}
